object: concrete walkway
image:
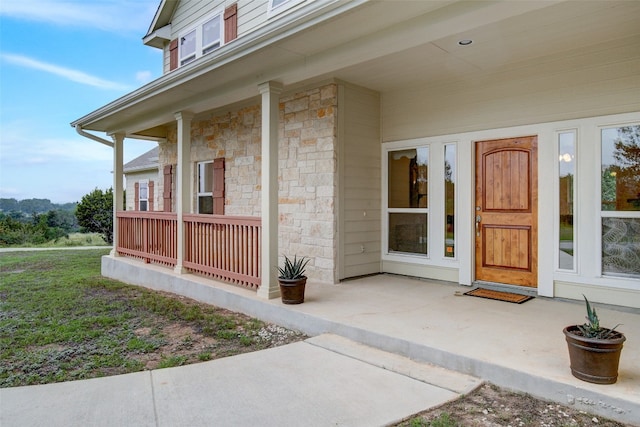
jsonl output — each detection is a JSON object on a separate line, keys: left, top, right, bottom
{"left": 2, "top": 253, "right": 639, "bottom": 425}
{"left": 1, "top": 335, "right": 480, "bottom": 427}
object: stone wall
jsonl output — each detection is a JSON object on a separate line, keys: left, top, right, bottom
{"left": 279, "top": 84, "right": 338, "bottom": 283}
{"left": 157, "top": 82, "right": 338, "bottom": 283}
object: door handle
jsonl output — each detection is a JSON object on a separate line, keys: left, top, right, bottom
{"left": 475, "top": 214, "right": 481, "bottom": 236}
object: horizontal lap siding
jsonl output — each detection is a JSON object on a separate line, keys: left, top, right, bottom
{"left": 238, "top": 0, "right": 269, "bottom": 36}
{"left": 339, "top": 84, "right": 381, "bottom": 280}
{"left": 163, "top": 0, "right": 243, "bottom": 73}
{"left": 172, "top": 0, "right": 226, "bottom": 32}
{"left": 383, "top": 38, "right": 640, "bottom": 140}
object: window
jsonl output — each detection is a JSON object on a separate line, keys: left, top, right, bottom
{"left": 269, "top": 0, "right": 304, "bottom": 16}
{"left": 558, "top": 131, "right": 576, "bottom": 271}
{"left": 180, "top": 29, "right": 196, "bottom": 66}
{"left": 197, "top": 158, "right": 225, "bottom": 215}
{"left": 387, "top": 147, "right": 429, "bottom": 256}
{"left": 178, "top": 11, "right": 223, "bottom": 67}
{"left": 139, "top": 180, "right": 149, "bottom": 211}
{"left": 600, "top": 125, "right": 640, "bottom": 278}
{"left": 444, "top": 144, "right": 456, "bottom": 258}
{"left": 197, "top": 161, "right": 214, "bottom": 214}
{"left": 134, "top": 180, "right": 153, "bottom": 211}
{"left": 202, "top": 16, "right": 222, "bottom": 54}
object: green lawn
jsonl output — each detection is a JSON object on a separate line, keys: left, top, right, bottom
{"left": 0, "top": 249, "right": 303, "bottom": 387}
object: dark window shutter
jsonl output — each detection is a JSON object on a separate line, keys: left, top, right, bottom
{"left": 163, "top": 164, "right": 173, "bottom": 212}
{"left": 224, "top": 4, "right": 237, "bottom": 43}
{"left": 148, "top": 181, "right": 155, "bottom": 211}
{"left": 213, "top": 157, "right": 225, "bottom": 215}
{"left": 169, "top": 39, "right": 178, "bottom": 71}
{"left": 134, "top": 182, "right": 140, "bottom": 211}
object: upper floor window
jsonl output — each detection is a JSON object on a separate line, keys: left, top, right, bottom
{"left": 269, "top": 0, "right": 305, "bottom": 16}
{"left": 179, "top": 11, "right": 223, "bottom": 67}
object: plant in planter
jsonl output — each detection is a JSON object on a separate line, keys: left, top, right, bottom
{"left": 277, "top": 255, "right": 310, "bottom": 304}
{"left": 563, "top": 295, "right": 626, "bottom": 384}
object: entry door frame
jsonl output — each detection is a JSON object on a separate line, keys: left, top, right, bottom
{"left": 474, "top": 135, "right": 539, "bottom": 288}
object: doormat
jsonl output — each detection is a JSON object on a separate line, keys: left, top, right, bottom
{"left": 464, "top": 288, "right": 533, "bottom": 304}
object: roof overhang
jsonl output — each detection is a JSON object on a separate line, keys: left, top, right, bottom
{"left": 72, "top": 0, "right": 640, "bottom": 140}
{"left": 144, "top": 0, "right": 178, "bottom": 41}
{"left": 143, "top": 23, "right": 172, "bottom": 49}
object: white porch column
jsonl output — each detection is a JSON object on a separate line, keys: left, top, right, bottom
{"left": 257, "top": 81, "right": 283, "bottom": 299}
{"left": 111, "top": 133, "right": 125, "bottom": 256}
{"left": 174, "top": 111, "right": 194, "bottom": 274}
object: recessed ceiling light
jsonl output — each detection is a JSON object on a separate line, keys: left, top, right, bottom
{"left": 458, "top": 39, "right": 473, "bottom": 46}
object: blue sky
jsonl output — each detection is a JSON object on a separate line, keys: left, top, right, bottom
{"left": 0, "top": 0, "right": 163, "bottom": 203}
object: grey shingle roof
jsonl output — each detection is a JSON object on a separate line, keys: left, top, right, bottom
{"left": 123, "top": 146, "right": 159, "bottom": 173}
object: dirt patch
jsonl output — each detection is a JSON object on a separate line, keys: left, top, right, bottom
{"left": 116, "top": 292, "right": 309, "bottom": 371}
{"left": 396, "top": 383, "right": 632, "bottom": 427}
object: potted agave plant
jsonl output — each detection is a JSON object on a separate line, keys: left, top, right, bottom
{"left": 563, "top": 295, "right": 625, "bottom": 384}
{"left": 277, "top": 255, "right": 309, "bottom": 304}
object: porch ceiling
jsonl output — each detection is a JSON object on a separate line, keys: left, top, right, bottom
{"left": 71, "top": 0, "right": 640, "bottom": 138}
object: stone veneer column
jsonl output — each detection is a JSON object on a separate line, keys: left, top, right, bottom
{"left": 257, "top": 81, "right": 283, "bottom": 299}
{"left": 174, "top": 111, "right": 194, "bottom": 274}
{"left": 111, "top": 133, "right": 125, "bottom": 257}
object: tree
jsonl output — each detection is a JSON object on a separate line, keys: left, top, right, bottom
{"left": 612, "top": 125, "right": 640, "bottom": 209}
{"left": 76, "top": 188, "right": 113, "bottom": 244}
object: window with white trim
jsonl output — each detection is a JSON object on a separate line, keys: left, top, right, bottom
{"left": 139, "top": 180, "right": 149, "bottom": 212}
{"left": 386, "top": 147, "right": 429, "bottom": 256}
{"left": 444, "top": 144, "right": 456, "bottom": 258}
{"left": 197, "top": 161, "right": 214, "bottom": 214}
{"left": 179, "top": 11, "right": 223, "bottom": 67}
{"left": 558, "top": 130, "right": 576, "bottom": 271}
{"left": 600, "top": 124, "right": 640, "bottom": 278}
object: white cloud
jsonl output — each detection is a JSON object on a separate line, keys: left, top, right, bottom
{"left": 0, "top": 0, "right": 158, "bottom": 34}
{"left": 1, "top": 121, "right": 113, "bottom": 165}
{"left": 136, "top": 70, "right": 153, "bottom": 84}
{"left": 8, "top": 139, "right": 112, "bottom": 165}
{"left": 1, "top": 53, "right": 132, "bottom": 91}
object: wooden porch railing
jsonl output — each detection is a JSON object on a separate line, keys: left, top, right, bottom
{"left": 116, "top": 211, "right": 262, "bottom": 289}
{"left": 117, "top": 211, "right": 178, "bottom": 267}
{"left": 184, "top": 214, "right": 262, "bottom": 289}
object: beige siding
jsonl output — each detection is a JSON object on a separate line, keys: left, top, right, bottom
{"left": 161, "top": 0, "right": 315, "bottom": 74}
{"left": 338, "top": 83, "right": 381, "bottom": 280}
{"left": 161, "top": 0, "right": 228, "bottom": 74}
{"left": 171, "top": 0, "right": 227, "bottom": 35}
{"left": 238, "top": 0, "right": 315, "bottom": 37}
{"left": 382, "top": 38, "right": 640, "bottom": 141}
{"left": 238, "top": 0, "right": 269, "bottom": 36}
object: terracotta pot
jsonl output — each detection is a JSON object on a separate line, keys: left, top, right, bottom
{"left": 563, "top": 325, "right": 626, "bottom": 384}
{"left": 278, "top": 277, "right": 307, "bottom": 304}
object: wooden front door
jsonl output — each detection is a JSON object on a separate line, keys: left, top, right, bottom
{"left": 475, "top": 136, "right": 538, "bottom": 287}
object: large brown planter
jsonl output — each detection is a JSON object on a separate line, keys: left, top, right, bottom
{"left": 563, "top": 325, "right": 626, "bottom": 384}
{"left": 278, "top": 277, "right": 307, "bottom": 304}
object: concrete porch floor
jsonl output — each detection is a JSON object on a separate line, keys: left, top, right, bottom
{"left": 106, "top": 256, "right": 640, "bottom": 423}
